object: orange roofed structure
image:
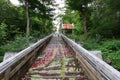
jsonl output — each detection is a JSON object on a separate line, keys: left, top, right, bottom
{"left": 61, "top": 23, "right": 74, "bottom": 34}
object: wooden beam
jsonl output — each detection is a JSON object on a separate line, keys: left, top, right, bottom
{"left": 0, "top": 34, "right": 53, "bottom": 79}
{"left": 61, "top": 34, "right": 120, "bottom": 80}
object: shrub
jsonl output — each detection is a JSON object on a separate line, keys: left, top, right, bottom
{"left": 79, "top": 38, "right": 120, "bottom": 70}
{"left": 97, "top": 40, "right": 120, "bottom": 59}
{"left": 96, "top": 40, "right": 120, "bottom": 70}
{"left": 0, "top": 56, "right": 3, "bottom": 62}
{"left": 101, "top": 40, "right": 120, "bottom": 51}
{"left": 82, "top": 39, "right": 100, "bottom": 50}
{"left": 0, "top": 22, "right": 7, "bottom": 45}
{"left": 1, "top": 35, "right": 29, "bottom": 52}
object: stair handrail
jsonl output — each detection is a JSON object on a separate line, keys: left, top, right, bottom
{"left": 61, "top": 34, "right": 120, "bottom": 80}
{"left": 0, "top": 34, "right": 53, "bottom": 74}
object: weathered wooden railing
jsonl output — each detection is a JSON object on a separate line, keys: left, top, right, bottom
{"left": 61, "top": 34, "right": 120, "bottom": 80}
{"left": 0, "top": 34, "right": 53, "bottom": 80}
{"left": 0, "top": 33, "right": 120, "bottom": 80}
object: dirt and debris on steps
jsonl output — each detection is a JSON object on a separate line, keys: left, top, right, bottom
{"left": 23, "top": 36, "right": 89, "bottom": 80}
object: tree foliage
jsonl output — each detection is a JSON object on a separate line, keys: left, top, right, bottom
{"left": 65, "top": 0, "right": 120, "bottom": 38}
{"left": 0, "top": 0, "right": 54, "bottom": 57}
{"left": 61, "top": 10, "right": 83, "bottom": 34}
{"left": 66, "top": 0, "right": 92, "bottom": 39}
{"left": 64, "top": 0, "right": 120, "bottom": 70}
{"left": 0, "top": 22, "right": 7, "bottom": 45}
{"left": 0, "top": 0, "right": 54, "bottom": 42}
{"left": 90, "top": 0, "right": 120, "bottom": 38}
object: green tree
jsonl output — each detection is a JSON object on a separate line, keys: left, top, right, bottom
{"left": 90, "top": 0, "right": 120, "bottom": 38}
{"left": 0, "top": 0, "right": 25, "bottom": 41}
{"left": 66, "top": 0, "right": 92, "bottom": 39}
{"left": 19, "top": 0, "right": 54, "bottom": 42}
{"left": 0, "top": 22, "right": 7, "bottom": 45}
{"left": 25, "top": 0, "right": 30, "bottom": 44}
{"left": 61, "top": 10, "right": 83, "bottom": 34}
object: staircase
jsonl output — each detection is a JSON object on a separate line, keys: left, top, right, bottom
{"left": 23, "top": 35, "right": 89, "bottom": 80}
{"left": 0, "top": 33, "right": 120, "bottom": 80}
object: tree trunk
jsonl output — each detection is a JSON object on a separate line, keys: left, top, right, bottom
{"left": 82, "top": 6, "right": 88, "bottom": 40}
{"left": 25, "top": 0, "right": 30, "bottom": 44}
{"left": 83, "top": 14, "right": 87, "bottom": 40}
{"left": 41, "top": 18, "right": 46, "bottom": 34}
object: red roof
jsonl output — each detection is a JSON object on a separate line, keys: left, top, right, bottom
{"left": 62, "top": 24, "right": 74, "bottom": 29}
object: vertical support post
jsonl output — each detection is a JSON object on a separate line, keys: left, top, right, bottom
{"left": 4, "top": 68, "right": 11, "bottom": 80}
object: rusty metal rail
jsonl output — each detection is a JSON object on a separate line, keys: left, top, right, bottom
{"left": 61, "top": 34, "right": 120, "bottom": 80}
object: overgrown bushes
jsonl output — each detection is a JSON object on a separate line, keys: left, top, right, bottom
{"left": 69, "top": 34, "right": 120, "bottom": 70}
{"left": 97, "top": 40, "right": 120, "bottom": 70}
{"left": 0, "top": 35, "right": 28, "bottom": 62}
{"left": 83, "top": 39, "right": 120, "bottom": 70}
{"left": 1, "top": 35, "right": 28, "bottom": 52}
{"left": 0, "top": 22, "right": 7, "bottom": 45}
{"left": 0, "top": 33, "right": 49, "bottom": 62}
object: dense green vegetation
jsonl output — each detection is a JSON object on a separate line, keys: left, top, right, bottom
{"left": 0, "top": 0, "right": 120, "bottom": 71}
{"left": 82, "top": 39, "right": 120, "bottom": 70}
{"left": 0, "top": 0, "right": 54, "bottom": 62}
{"left": 61, "top": 0, "right": 120, "bottom": 70}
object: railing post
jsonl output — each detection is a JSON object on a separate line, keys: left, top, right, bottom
{"left": 4, "top": 68, "right": 11, "bottom": 80}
